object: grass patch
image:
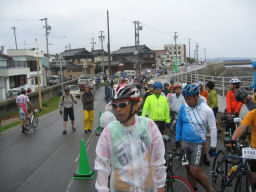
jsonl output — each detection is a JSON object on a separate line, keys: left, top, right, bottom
{"left": 0, "top": 121, "right": 20, "bottom": 132}
{"left": 36, "top": 96, "right": 61, "bottom": 116}
{"left": 0, "top": 96, "right": 61, "bottom": 132}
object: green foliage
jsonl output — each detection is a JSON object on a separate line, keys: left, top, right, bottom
{"left": 187, "top": 57, "right": 195, "bottom": 64}
{"left": 95, "top": 64, "right": 102, "bottom": 74}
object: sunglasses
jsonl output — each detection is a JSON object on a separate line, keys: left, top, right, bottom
{"left": 112, "top": 102, "right": 129, "bottom": 109}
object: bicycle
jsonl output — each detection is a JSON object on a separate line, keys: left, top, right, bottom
{"left": 165, "top": 149, "right": 194, "bottom": 192}
{"left": 23, "top": 108, "right": 39, "bottom": 135}
{"left": 211, "top": 140, "right": 254, "bottom": 192}
{"left": 169, "top": 111, "right": 178, "bottom": 137}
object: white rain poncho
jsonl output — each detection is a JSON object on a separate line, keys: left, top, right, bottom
{"left": 95, "top": 115, "right": 166, "bottom": 192}
{"left": 100, "top": 111, "right": 116, "bottom": 128}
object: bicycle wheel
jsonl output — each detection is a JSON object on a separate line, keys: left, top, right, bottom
{"left": 234, "top": 174, "right": 253, "bottom": 192}
{"left": 166, "top": 176, "right": 194, "bottom": 192}
{"left": 32, "top": 114, "right": 38, "bottom": 131}
{"left": 212, "top": 150, "right": 227, "bottom": 192}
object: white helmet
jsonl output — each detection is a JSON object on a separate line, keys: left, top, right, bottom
{"left": 229, "top": 78, "right": 241, "bottom": 84}
{"left": 100, "top": 111, "right": 116, "bottom": 128}
{"left": 148, "top": 80, "right": 154, "bottom": 85}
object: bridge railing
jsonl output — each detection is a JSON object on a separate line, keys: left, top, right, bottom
{"left": 173, "top": 71, "right": 254, "bottom": 97}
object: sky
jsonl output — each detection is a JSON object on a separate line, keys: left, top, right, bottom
{"left": 0, "top": 0, "right": 255, "bottom": 59}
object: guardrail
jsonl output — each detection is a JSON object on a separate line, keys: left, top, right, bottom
{"left": 172, "top": 71, "right": 254, "bottom": 96}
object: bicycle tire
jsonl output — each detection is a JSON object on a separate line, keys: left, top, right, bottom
{"left": 234, "top": 174, "right": 253, "bottom": 192}
{"left": 166, "top": 176, "right": 194, "bottom": 192}
{"left": 32, "top": 114, "right": 38, "bottom": 131}
{"left": 212, "top": 150, "right": 227, "bottom": 192}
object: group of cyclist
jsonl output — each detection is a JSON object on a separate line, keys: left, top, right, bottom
{"left": 94, "top": 72, "right": 256, "bottom": 192}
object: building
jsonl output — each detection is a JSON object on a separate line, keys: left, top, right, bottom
{"left": 155, "top": 50, "right": 169, "bottom": 68}
{"left": 112, "top": 45, "right": 156, "bottom": 72}
{"left": 91, "top": 49, "right": 109, "bottom": 74}
{"left": 7, "top": 49, "right": 46, "bottom": 91}
{"left": 50, "top": 48, "right": 95, "bottom": 79}
{"left": 164, "top": 44, "right": 186, "bottom": 64}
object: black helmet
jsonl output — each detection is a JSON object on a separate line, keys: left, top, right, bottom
{"left": 235, "top": 88, "right": 248, "bottom": 102}
{"left": 206, "top": 81, "right": 215, "bottom": 90}
{"left": 20, "top": 88, "right": 26, "bottom": 94}
{"left": 164, "top": 82, "right": 169, "bottom": 87}
{"left": 64, "top": 86, "right": 70, "bottom": 92}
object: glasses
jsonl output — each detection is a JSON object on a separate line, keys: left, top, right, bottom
{"left": 112, "top": 102, "right": 129, "bottom": 109}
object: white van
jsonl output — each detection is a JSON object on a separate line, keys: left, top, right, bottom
{"left": 48, "top": 75, "right": 61, "bottom": 85}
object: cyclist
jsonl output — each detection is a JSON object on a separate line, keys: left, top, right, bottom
{"left": 206, "top": 81, "right": 222, "bottom": 132}
{"left": 142, "top": 82, "right": 170, "bottom": 134}
{"left": 95, "top": 84, "right": 166, "bottom": 192}
{"left": 176, "top": 84, "right": 217, "bottom": 192}
{"left": 104, "top": 81, "right": 112, "bottom": 104}
{"left": 235, "top": 88, "right": 256, "bottom": 111}
{"left": 143, "top": 80, "right": 154, "bottom": 101}
{"left": 163, "top": 82, "right": 170, "bottom": 97}
{"left": 198, "top": 82, "right": 208, "bottom": 101}
{"left": 226, "top": 78, "right": 243, "bottom": 117}
{"left": 168, "top": 84, "right": 184, "bottom": 114}
{"left": 81, "top": 83, "right": 94, "bottom": 133}
{"left": 16, "top": 88, "right": 34, "bottom": 134}
{"left": 225, "top": 78, "right": 243, "bottom": 135}
{"left": 228, "top": 108, "right": 256, "bottom": 184}
{"left": 170, "top": 79, "right": 175, "bottom": 87}
{"left": 166, "top": 85, "right": 175, "bottom": 99}
{"left": 59, "top": 86, "right": 78, "bottom": 135}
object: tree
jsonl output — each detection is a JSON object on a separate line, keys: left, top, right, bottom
{"left": 186, "top": 57, "right": 195, "bottom": 64}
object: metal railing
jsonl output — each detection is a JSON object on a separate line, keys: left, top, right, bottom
{"left": 172, "top": 71, "right": 254, "bottom": 96}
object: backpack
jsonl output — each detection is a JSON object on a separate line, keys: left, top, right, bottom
{"left": 62, "top": 94, "right": 74, "bottom": 103}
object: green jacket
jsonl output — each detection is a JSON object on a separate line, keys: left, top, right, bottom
{"left": 208, "top": 89, "right": 218, "bottom": 109}
{"left": 142, "top": 94, "right": 170, "bottom": 123}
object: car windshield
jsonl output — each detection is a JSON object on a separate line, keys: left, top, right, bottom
{"left": 70, "top": 86, "right": 79, "bottom": 91}
{"left": 79, "top": 79, "right": 89, "bottom": 83}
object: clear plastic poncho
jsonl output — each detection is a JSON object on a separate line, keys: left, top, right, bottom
{"left": 95, "top": 115, "right": 166, "bottom": 192}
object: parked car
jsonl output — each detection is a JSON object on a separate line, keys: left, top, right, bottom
{"left": 69, "top": 85, "right": 80, "bottom": 98}
{"left": 7, "top": 89, "right": 20, "bottom": 99}
{"left": 48, "top": 75, "right": 61, "bottom": 85}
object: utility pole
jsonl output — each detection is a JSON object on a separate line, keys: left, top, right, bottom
{"left": 196, "top": 43, "right": 199, "bottom": 64}
{"left": 188, "top": 38, "right": 191, "bottom": 59}
{"left": 99, "top": 30, "right": 105, "bottom": 73}
{"left": 174, "top": 32, "right": 178, "bottom": 58}
{"left": 40, "top": 18, "right": 51, "bottom": 57}
{"left": 68, "top": 44, "right": 71, "bottom": 50}
{"left": 12, "top": 26, "right": 18, "bottom": 49}
{"left": 204, "top": 48, "right": 206, "bottom": 63}
{"left": 107, "top": 10, "right": 111, "bottom": 76}
{"left": 133, "top": 21, "right": 143, "bottom": 74}
{"left": 35, "top": 39, "right": 42, "bottom": 109}
{"left": 91, "top": 38, "right": 96, "bottom": 51}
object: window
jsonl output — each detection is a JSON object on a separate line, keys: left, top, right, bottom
{"left": 178, "top": 51, "right": 181, "bottom": 55}
{"left": 9, "top": 75, "right": 26, "bottom": 88}
{"left": 174, "top": 52, "right": 176, "bottom": 55}
{"left": 27, "top": 60, "right": 38, "bottom": 72}
{"left": 178, "top": 46, "right": 181, "bottom": 49}
{"left": 31, "top": 79, "right": 34, "bottom": 85}
{"left": 150, "top": 54, "right": 154, "bottom": 58}
{"left": 170, "top": 52, "right": 172, "bottom": 55}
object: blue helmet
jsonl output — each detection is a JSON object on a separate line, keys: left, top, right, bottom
{"left": 153, "top": 82, "right": 163, "bottom": 90}
{"left": 170, "top": 79, "right": 174, "bottom": 83}
{"left": 182, "top": 84, "right": 199, "bottom": 97}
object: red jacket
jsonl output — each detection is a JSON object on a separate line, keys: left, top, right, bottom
{"left": 226, "top": 90, "right": 243, "bottom": 114}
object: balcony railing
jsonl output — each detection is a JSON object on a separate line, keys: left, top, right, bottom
{"left": 0, "top": 61, "right": 27, "bottom": 69}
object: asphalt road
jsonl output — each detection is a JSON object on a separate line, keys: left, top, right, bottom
{"left": 0, "top": 87, "right": 105, "bottom": 192}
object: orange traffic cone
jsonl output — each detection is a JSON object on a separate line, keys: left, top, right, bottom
{"left": 73, "top": 139, "right": 95, "bottom": 179}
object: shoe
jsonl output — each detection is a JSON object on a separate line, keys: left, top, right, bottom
{"left": 84, "top": 130, "right": 88, "bottom": 133}
{"left": 62, "top": 130, "right": 67, "bottom": 135}
{"left": 22, "top": 128, "right": 28, "bottom": 135}
{"left": 203, "top": 154, "right": 210, "bottom": 166}
{"left": 218, "top": 128, "right": 223, "bottom": 133}
{"left": 224, "top": 131, "right": 229, "bottom": 136}
{"left": 72, "top": 127, "right": 76, "bottom": 132}
{"left": 88, "top": 129, "right": 92, "bottom": 132}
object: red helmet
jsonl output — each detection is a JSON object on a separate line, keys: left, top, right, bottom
{"left": 174, "top": 84, "right": 182, "bottom": 89}
{"left": 169, "top": 86, "right": 175, "bottom": 90}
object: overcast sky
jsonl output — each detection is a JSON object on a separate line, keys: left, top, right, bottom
{"left": 0, "top": 0, "right": 255, "bottom": 59}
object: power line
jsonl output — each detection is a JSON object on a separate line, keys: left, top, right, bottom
{"left": 99, "top": 30, "right": 105, "bottom": 73}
